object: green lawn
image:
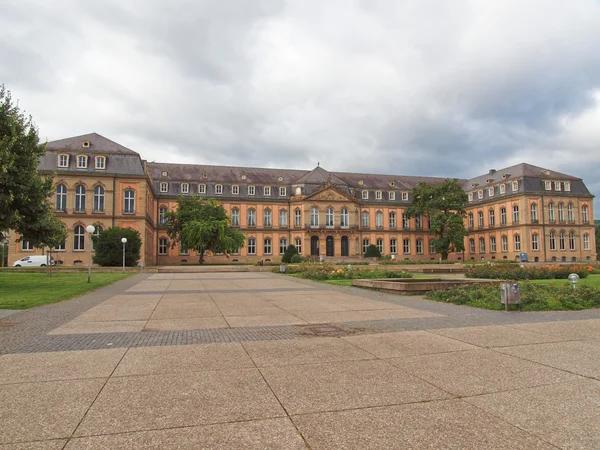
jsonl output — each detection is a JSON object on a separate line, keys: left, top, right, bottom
{"left": 531, "top": 275, "right": 600, "bottom": 289}
{"left": 0, "top": 272, "right": 134, "bottom": 310}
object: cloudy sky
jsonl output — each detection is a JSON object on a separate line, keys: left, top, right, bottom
{"left": 2, "top": 0, "right": 600, "bottom": 208}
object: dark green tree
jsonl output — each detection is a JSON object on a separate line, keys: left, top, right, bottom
{"left": 93, "top": 227, "right": 141, "bottom": 267}
{"left": 596, "top": 224, "right": 600, "bottom": 260}
{"left": 0, "top": 84, "right": 55, "bottom": 242}
{"left": 405, "top": 179, "right": 468, "bottom": 260}
{"left": 281, "top": 244, "right": 299, "bottom": 263}
{"left": 364, "top": 244, "right": 381, "bottom": 258}
{"left": 166, "top": 197, "right": 245, "bottom": 264}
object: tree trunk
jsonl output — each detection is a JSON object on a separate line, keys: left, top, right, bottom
{"left": 198, "top": 248, "right": 205, "bottom": 264}
{"left": 441, "top": 250, "right": 449, "bottom": 260}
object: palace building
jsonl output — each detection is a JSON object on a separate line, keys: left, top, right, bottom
{"left": 7, "top": 133, "right": 597, "bottom": 266}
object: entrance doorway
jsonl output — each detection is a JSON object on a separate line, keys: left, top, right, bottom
{"left": 341, "top": 236, "right": 349, "bottom": 256}
{"left": 311, "top": 236, "right": 320, "bottom": 256}
{"left": 326, "top": 236, "right": 334, "bottom": 257}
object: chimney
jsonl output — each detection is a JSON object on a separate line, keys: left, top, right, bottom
{"left": 489, "top": 169, "right": 496, "bottom": 174}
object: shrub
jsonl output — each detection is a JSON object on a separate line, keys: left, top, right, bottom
{"left": 278, "top": 264, "right": 412, "bottom": 281}
{"left": 290, "top": 254, "right": 302, "bottom": 263}
{"left": 281, "top": 244, "right": 299, "bottom": 263}
{"left": 364, "top": 244, "right": 381, "bottom": 258}
{"left": 465, "top": 264, "right": 593, "bottom": 280}
{"left": 93, "top": 227, "right": 141, "bottom": 267}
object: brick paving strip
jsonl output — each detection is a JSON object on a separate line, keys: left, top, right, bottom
{"left": 2, "top": 272, "right": 600, "bottom": 355}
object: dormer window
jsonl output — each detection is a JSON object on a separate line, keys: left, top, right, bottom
{"left": 77, "top": 155, "right": 88, "bottom": 168}
{"left": 477, "top": 190, "right": 483, "bottom": 200}
{"left": 488, "top": 187, "right": 494, "bottom": 197}
{"left": 215, "top": 184, "right": 223, "bottom": 195}
{"left": 95, "top": 156, "right": 106, "bottom": 170}
{"left": 564, "top": 181, "right": 570, "bottom": 192}
{"left": 375, "top": 191, "right": 382, "bottom": 200}
{"left": 362, "top": 190, "right": 369, "bottom": 200}
{"left": 232, "top": 185, "right": 239, "bottom": 195}
{"left": 389, "top": 191, "right": 395, "bottom": 200}
{"left": 511, "top": 181, "right": 519, "bottom": 192}
{"left": 554, "top": 181, "right": 561, "bottom": 191}
{"left": 181, "top": 183, "right": 189, "bottom": 194}
{"left": 58, "top": 154, "right": 69, "bottom": 168}
{"left": 468, "top": 192, "right": 474, "bottom": 202}
{"left": 264, "top": 186, "right": 271, "bottom": 196}
{"left": 248, "top": 185, "right": 255, "bottom": 196}
{"left": 401, "top": 192, "right": 409, "bottom": 201}
{"left": 544, "top": 181, "right": 552, "bottom": 190}
{"left": 499, "top": 184, "right": 506, "bottom": 194}
{"left": 198, "top": 184, "right": 206, "bottom": 194}
{"left": 279, "top": 187, "right": 286, "bottom": 196}
{"left": 160, "top": 182, "right": 168, "bottom": 193}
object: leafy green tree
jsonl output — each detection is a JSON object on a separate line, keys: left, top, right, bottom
{"left": 27, "top": 215, "right": 68, "bottom": 276}
{"left": 93, "top": 227, "right": 141, "bottom": 267}
{"left": 281, "top": 244, "right": 299, "bottom": 263}
{"left": 364, "top": 244, "right": 381, "bottom": 258}
{"left": 166, "top": 197, "right": 245, "bottom": 264}
{"left": 596, "top": 224, "right": 600, "bottom": 260}
{"left": 405, "top": 179, "right": 468, "bottom": 260}
{"left": 0, "top": 84, "right": 55, "bottom": 242}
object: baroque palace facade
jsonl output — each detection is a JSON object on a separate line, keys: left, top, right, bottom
{"left": 7, "top": 133, "right": 597, "bottom": 266}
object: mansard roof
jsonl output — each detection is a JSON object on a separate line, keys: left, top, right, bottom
{"left": 293, "top": 166, "right": 348, "bottom": 185}
{"left": 46, "top": 133, "right": 140, "bottom": 155}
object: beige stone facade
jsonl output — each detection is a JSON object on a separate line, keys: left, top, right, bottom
{"left": 7, "top": 133, "right": 597, "bottom": 266}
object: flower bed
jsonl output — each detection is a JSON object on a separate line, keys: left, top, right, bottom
{"left": 465, "top": 264, "right": 594, "bottom": 280}
{"left": 279, "top": 265, "right": 413, "bottom": 281}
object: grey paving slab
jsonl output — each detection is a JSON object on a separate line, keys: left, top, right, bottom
{"left": 225, "top": 314, "right": 308, "bottom": 328}
{"left": 65, "top": 418, "right": 307, "bottom": 449}
{"left": 342, "top": 330, "right": 476, "bottom": 358}
{"left": 74, "top": 368, "right": 286, "bottom": 436}
{"left": 506, "top": 318, "right": 600, "bottom": 340}
{"left": 388, "top": 348, "right": 581, "bottom": 397}
{"left": 243, "top": 337, "right": 375, "bottom": 367}
{"left": 495, "top": 340, "right": 600, "bottom": 379}
{"left": 0, "top": 348, "right": 126, "bottom": 384}
{"left": 49, "top": 320, "right": 147, "bottom": 335}
{"left": 143, "top": 317, "right": 229, "bottom": 331}
{"left": 293, "top": 399, "right": 553, "bottom": 449}
{"left": 466, "top": 379, "right": 600, "bottom": 449}
{"left": 260, "top": 359, "right": 451, "bottom": 415}
{"left": 149, "top": 303, "right": 223, "bottom": 319}
{"left": 429, "top": 324, "right": 568, "bottom": 347}
{"left": 0, "top": 378, "right": 105, "bottom": 444}
{"left": 0, "top": 441, "right": 67, "bottom": 450}
{"left": 113, "top": 343, "right": 255, "bottom": 376}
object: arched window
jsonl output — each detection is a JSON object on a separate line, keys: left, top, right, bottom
{"left": 326, "top": 207, "right": 334, "bottom": 228}
{"left": 340, "top": 208, "right": 349, "bottom": 228}
{"left": 558, "top": 203, "right": 564, "bottom": 222}
{"left": 124, "top": 189, "right": 135, "bottom": 214}
{"left": 73, "top": 225, "right": 85, "bottom": 250}
{"left": 56, "top": 184, "right": 67, "bottom": 212}
{"left": 310, "top": 207, "right": 319, "bottom": 227}
{"left": 74, "top": 185, "right": 86, "bottom": 212}
{"left": 530, "top": 203, "right": 538, "bottom": 222}
{"left": 231, "top": 208, "right": 240, "bottom": 227}
{"left": 375, "top": 211, "right": 383, "bottom": 229}
{"left": 93, "top": 185, "right": 105, "bottom": 212}
{"left": 247, "top": 209, "right": 256, "bottom": 227}
{"left": 548, "top": 203, "right": 555, "bottom": 222}
{"left": 361, "top": 211, "right": 369, "bottom": 228}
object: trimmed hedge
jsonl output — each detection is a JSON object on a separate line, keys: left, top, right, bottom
{"left": 465, "top": 264, "right": 594, "bottom": 280}
{"left": 279, "top": 265, "right": 412, "bottom": 281}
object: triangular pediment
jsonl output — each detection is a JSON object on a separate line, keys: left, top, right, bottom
{"left": 306, "top": 186, "right": 356, "bottom": 203}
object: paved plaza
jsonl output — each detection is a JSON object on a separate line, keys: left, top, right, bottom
{"left": 1, "top": 272, "right": 600, "bottom": 448}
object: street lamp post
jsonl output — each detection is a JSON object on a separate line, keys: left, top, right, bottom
{"left": 121, "top": 237, "right": 127, "bottom": 273}
{"left": 86, "top": 225, "right": 95, "bottom": 283}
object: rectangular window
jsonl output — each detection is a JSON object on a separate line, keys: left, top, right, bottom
{"left": 362, "top": 190, "right": 369, "bottom": 200}
{"left": 264, "top": 238, "right": 272, "bottom": 254}
{"left": 376, "top": 238, "right": 383, "bottom": 253}
{"left": 264, "top": 186, "right": 271, "bottom": 196}
{"left": 58, "top": 154, "right": 69, "bottom": 167}
{"left": 478, "top": 211, "right": 484, "bottom": 228}
{"left": 416, "top": 239, "right": 423, "bottom": 254}
{"left": 477, "top": 190, "right": 483, "bottom": 200}
{"left": 389, "top": 212, "right": 396, "bottom": 229}
{"left": 215, "top": 184, "right": 223, "bottom": 195}
{"left": 583, "top": 234, "right": 590, "bottom": 250}
{"left": 388, "top": 191, "right": 395, "bottom": 200}
{"left": 429, "top": 239, "right": 435, "bottom": 254}
{"left": 554, "top": 181, "right": 561, "bottom": 191}
{"left": 513, "top": 205, "right": 519, "bottom": 223}
{"left": 375, "top": 191, "right": 382, "bottom": 200}
{"left": 512, "top": 181, "right": 519, "bottom": 192}
{"left": 232, "top": 185, "right": 239, "bottom": 195}
{"left": 488, "top": 187, "right": 494, "bottom": 197}
{"left": 310, "top": 208, "right": 319, "bottom": 227}
{"left": 263, "top": 210, "right": 272, "bottom": 227}
{"left": 231, "top": 209, "right": 240, "bottom": 227}
{"left": 532, "top": 234, "right": 539, "bottom": 251}
{"left": 158, "top": 239, "right": 168, "bottom": 255}
{"left": 500, "top": 208, "right": 507, "bottom": 225}
{"left": 279, "top": 238, "right": 287, "bottom": 255}
{"left": 279, "top": 187, "right": 286, "bottom": 196}
{"left": 469, "top": 239, "right": 475, "bottom": 253}
{"left": 479, "top": 238, "right": 486, "bottom": 253}
{"left": 490, "top": 236, "right": 497, "bottom": 252}
{"left": 501, "top": 236, "right": 508, "bottom": 252}
{"left": 468, "top": 192, "right": 473, "bottom": 202}
{"left": 362, "top": 239, "right": 370, "bottom": 254}
{"left": 77, "top": 155, "right": 87, "bottom": 168}
{"left": 402, "top": 214, "right": 409, "bottom": 229}
{"left": 403, "top": 239, "right": 410, "bottom": 254}
{"left": 21, "top": 240, "right": 34, "bottom": 251}
{"left": 279, "top": 210, "right": 288, "bottom": 227}
{"left": 415, "top": 215, "right": 422, "bottom": 229}
{"left": 295, "top": 237, "right": 302, "bottom": 254}
{"left": 247, "top": 238, "right": 256, "bottom": 255}
{"left": 401, "top": 192, "right": 409, "bottom": 201}
{"left": 564, "top": 181, "right": 571, "bottom": 192}
{"left": 545, "top": 180, "right": 552, "bottom": 190}
{"left": 247, "top": 210, "right": 256, "bottom": 227}
{"left": 160, "top": 182, "right": 168, "bottom": 193}
{"left": 54, "top": 241, "right": 66, "bottom": 251}
{"left": 181, "top": 183, "right": 189, "bottom": 194}
{"left": 95, "top": 156, "right": 106, "bottom": 169}
{"left": 499, "top": 184, "right": 506, "bottom": 194}
{"left": 294, "top": 209, "right": 302, "bottom": 227}
{"left": 514, "top": 235, "right": 521, "bottom": 251}
{"left": 390, "top": 239, "right": 397, "bottom": 254}
{"left": 248, "top": 185, "right": 255, "bottom": 196}
{"left": 179, "top": 247, "right": 189, "bottom": 256}
{"left": 198, "top": 184, "right": 206, "bottom": 194}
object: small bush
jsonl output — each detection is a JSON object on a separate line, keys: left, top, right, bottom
{"left": 278, "top": 265, "right": 412, "bottom": 281}
{"left": 281, "top": 244, "right": 299, "bottom": 263}
{"left": 364, "top": 244, "right": 381, "bottom": 258}
{"left": 290, "top": 254, "right": 302, "bottom": 263}
{"left": 465, "top": 264, "right": 594, "bottom": 280}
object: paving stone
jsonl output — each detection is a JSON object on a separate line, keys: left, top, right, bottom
{"left": 388, "top": 348, "right": 580, "bottom": 396}
{"left": 260, "top": 359, "right": 450, "bottom": 415}
{"left": 143, "top": 317, "right": 229, "bottom": 331}
{"left": 225, "top": 314, "right": 307, "bottom": 328}
{"left": 65, "top": 418, "right": 306, "bottom": 449}
{"left": 429, "top": 324, "right": 567, "bottom": 347}
{"left": 0, "top": 441, "right": 67, "bottom": 449}
{"left": 466, "top": 379, "right": 600, "bottom": 449}
{"left": 293, "top": 399, "right": 553, "bottom": 449}
{"left": 48, "top": 320, "right": 147, "bottom": 335}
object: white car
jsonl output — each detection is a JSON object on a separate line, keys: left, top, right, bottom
{"left": 12, "top": 255, "right": 55, "bottom": 267}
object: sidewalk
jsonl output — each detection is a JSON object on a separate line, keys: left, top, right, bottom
{"left": 1, "top": 272, "right": 599, "bottom": 448}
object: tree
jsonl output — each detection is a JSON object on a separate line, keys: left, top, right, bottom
{"left": 364, "top": 244, "right": 381, "bottom": 258}
{"left": 281, "top": 244, "right": 299, "bottom": 263}
{"left": 596, "top": 224, "right": 600, "bottom": 260}
{"left": 405, "top": 179, "right": 468, "bottom": 260}
{"left": 93, "top": 227, "right": 141, "bottom": 267}
{"left": 27, "top": 215, "right": 68, "bottom": 276}
{"left": 0, "top": 84, "right": 55, "bottom": 242}
{"left": 166, "top": 197, "right": 245, "bottom": 264}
